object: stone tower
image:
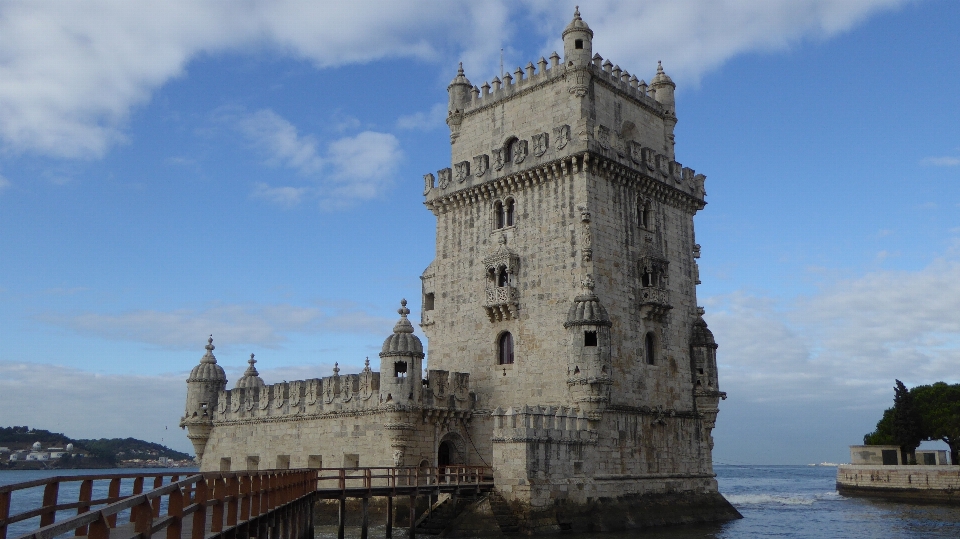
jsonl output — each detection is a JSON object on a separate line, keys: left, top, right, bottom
{"left": 419, "top": 8, "right": 735, "bottom": 528}
{"left": 180, "top": 336, "right": 227, "bottom": 463}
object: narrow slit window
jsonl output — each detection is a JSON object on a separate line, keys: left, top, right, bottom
{"left": 645, "top": 332, "right": 656, "bottom": 365}
{"left": 498, "top": 332, "right": 515, "bottom": 365}
{"left": 505, "top": 199, "right": 515, "bottom": 226}
{"left": 495, "top": 201, "right": 505, "bottom": 229}
{"left": 424, "top": 292, "right": 435, "bottom": 311}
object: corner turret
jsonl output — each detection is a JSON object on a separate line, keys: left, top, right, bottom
{"left": 650, "top": 61, "right": 678, "bottom": 157}
{"left": 562, "top": 6, "right": 593, "bottom": 67}
{"left": 180, "top": 336, "right": 227, "bottom": 463}
{"left": 235, "top": 353, "right": 265, "bottom": 389}
{"left": 378, "top": 299, "right": 424, "bottom": 406}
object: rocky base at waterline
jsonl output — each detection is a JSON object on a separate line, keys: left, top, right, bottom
{"left": 446, "top": 491, "right": 742, "bottom": 536}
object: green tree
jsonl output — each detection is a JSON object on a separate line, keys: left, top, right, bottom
{"left": 864, "top": 407, "right": 896, "bottom": 445}
{"left": 912, "top": 382, "right": 960, "bottom": 465}
{"left": 892, "top": 379, "right": 923, "bottom": 464}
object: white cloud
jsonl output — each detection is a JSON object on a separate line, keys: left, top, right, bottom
{"left": 40, "top": 301, "right": 394, "bottom": 350}
{"left": 397, "top": 103, "right": 447, "bottom": 131}
{"left": 0, "top": 0, "right": 907, "bottom": 158}
{"left": 0, "top": 174, "right": 10, "bottom": 192}
{"left": 0, "top": 362, "right": 194, "bottom": 454}
{"left": 324, "top": 131, "right": 402, "bottom": 203}
{"left": 708, "top": 257, "right": 960, "bottom": 409}
{"left": 221, "top": 108, "right": 401, "bottom": 206}
{"left": 921, "top": 156, "right": 960, "bottom": 166}
{"left": 251, "top": 182, "right": 310, "bottom": 207}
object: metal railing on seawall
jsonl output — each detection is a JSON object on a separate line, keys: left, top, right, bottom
{"left": 1, "top": 466, "right": 494, "bottom": 539}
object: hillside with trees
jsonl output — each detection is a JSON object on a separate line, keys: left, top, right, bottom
{"left": 0, "top": 426, "right": 192, "bottom": 468}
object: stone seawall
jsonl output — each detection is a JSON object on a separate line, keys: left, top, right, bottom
{"left": 837, "top": 464, "right": 960, "bottom": 504}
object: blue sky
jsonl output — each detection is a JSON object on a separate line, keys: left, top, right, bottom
{"left": 1, "top": 0, "right": 958, "bottom": 463}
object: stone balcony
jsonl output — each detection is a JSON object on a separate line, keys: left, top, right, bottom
{"left": 484, "top": 286, "right": 519, "bottom": 322}
{"left": 639, "top": 286, "right": 672, "bottom": 321}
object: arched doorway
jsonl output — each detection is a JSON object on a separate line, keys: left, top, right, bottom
{"left": 437, "top": 433, "right": 465, "bottom": 478}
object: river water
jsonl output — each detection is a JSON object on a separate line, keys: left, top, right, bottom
{"left": 3, "top": 465, "right": 960, "bottom": 538}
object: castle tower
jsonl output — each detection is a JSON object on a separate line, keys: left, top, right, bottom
{"left": 179, "top": 336, "right": 227, "bottom": 463}
{"left": 420, "top": 7, "right": 736, "bottom": 528}
{"left": 378, "top": 299, "right": 424, "bottom": 466}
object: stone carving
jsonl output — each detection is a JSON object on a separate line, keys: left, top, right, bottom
{"left": 629, "top": 141, "right": 643, "bottom": 164}
{"left": 642, "top": 147, "right": 657, "bottom": 171}
{"left": 341, "top": 374, "right": 354, "bottom": 402}
{"left": 454, "top": 161, "right": 470, "bottom": 183}
{"left": 493, "top": 148, "right": 506, "bottom": 171}
{"left": 596, "top": 125, "right": 610, "bottom": 149}
{"left": 512, "top": 139, "right": 528, "bottom": 164}
{"left": 578, "top": 205, "right": 592, "bottom": 262}
{"left": 393, "top": 449, "right": 404, "bottom": 467}
{"left": 656, "top": 154, "right": 670, "bottom": 178}
{"left": 554, "top": 124, "right": 571, "bottom": 149}
{"left": 259, "top": 387, "right": 270, "bottom": 410}
{"left": 231, "top": 390, "right": 242, "bottom": 412}
{"left": 670, "top": 161, "right": 683, "bottom": 184}
{"left": 306, "top": 380, "right": 319, "bottom": 406}
{"left": 289, "top": 381, "right": 301, "bottom": 406}
{"left": 532, "top": 132, "right": 548, "bottom": 157}
{"left": 568, "top": 70, "right": 588, "bottom": 97}
{"left": 274, "top": 383, "right": 285, "bottom": 408}
{"left": 423, "top": 173, "right": 435, "bottom": 195}
{"left": 359, "top": 358, "right": 375, "bottom": 401}
{"left": 324, "top": 363, "right": 340, "bottom": 404}
{"left": 438, "top": 168, "right": 452, "bottom": 189}
{"left": 218, "top": 394, "right": 227, "bottom": 414}
{"left": 474, "top": 154, "right": 489, "bottom": 177}
{"left": 245, "top": 390, "right": 255, "bottom": 412}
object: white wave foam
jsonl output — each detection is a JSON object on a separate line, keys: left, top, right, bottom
{"left": 725, "top": 493, "right": 823, "bottom": 506}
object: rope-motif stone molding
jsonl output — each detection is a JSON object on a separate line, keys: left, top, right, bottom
{"left": 605, "top": 404, "right": 700, "bottom": 420}
{"left": 593, "top": 472, "right": 717, "bottom": 481}
{"left": 425, "top": 151, "right": 705, "bottom": 217}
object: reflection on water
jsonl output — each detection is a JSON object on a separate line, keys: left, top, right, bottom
{"left": 4, "top": 466, "right": 960, "bottom": 538}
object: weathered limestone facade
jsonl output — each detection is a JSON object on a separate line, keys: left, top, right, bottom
{"left": 182, "top": 9, "right": 737, "bottom": 532}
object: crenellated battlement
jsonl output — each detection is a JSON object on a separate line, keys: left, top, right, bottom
{"left": 491, "top": 405, "right": 598, "bottom": 444}
{"left": 212, "top": 362, "right": 473, "bottom": 424}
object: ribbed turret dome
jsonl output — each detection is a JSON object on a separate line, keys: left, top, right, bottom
{"left": 564, "top": 277, "right": 612, "bottom": 327}
{"left": 448, "top": 62, "right": 471, "bottom": 87}
{"left": 380, "top": 299, "right": 424, "bottom": 358}
{"left": 562, "top": 6, "right": 593, "bottom": 37}
{"left": 651, "top": 61, "right": 674, "bottom": 86}
{"left": 235, "top": 353, "right": 265, "bottom": 389}
{"left": 691, "top": 314, "right": 718, "bottom": 349}
{"left": 187, "top": 336, "right": 227, "bottom": 382}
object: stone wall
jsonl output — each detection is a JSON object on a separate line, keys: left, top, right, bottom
{"left": 837, "top": 464, "right": 960, "bottom": 504}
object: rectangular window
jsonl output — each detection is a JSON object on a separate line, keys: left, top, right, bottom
{"left": 219, "top": 458, "right": 231, "bottom": 471}
{"left": 424, "top": 292, "right": 435, "bottom": 311}
{"left": 923, "top": 453, "right": 936, "bottom": 465}
{"left": 276, "top": 455, "right": 290, "bottom": 469}
{"left": 246, "top": 456, "right": 259, "bottom": 471}
{"left": 394, "top": 360, "right": 407, "bottom": 377}
{"left": 575, "top": 39, "right": 583, "bottom": 49}
{"left": 584, "top": 331, "right": 597, "bottom": 347}
{"left": 307, "top": 455, "right": 323, "bottom": 469}
{"left": 881, "top": 450, "right": 898, "bottom": 465}
{"left": 343, "top": 454, "right": 359, "bottom": 468}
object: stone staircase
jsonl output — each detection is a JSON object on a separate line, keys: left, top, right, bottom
{"left": 414, "top": 490, "right": 522, "bottom": 536}
{"left": 485, "top": 490, "right": 522, "bottom": 535}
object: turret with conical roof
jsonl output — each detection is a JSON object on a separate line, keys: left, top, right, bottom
{"left": 180, "top": 336, "right": 227, "bottom": 463}
{"left": 563, "top": 6, "right": 593, "bottom": 67}
{"left": 378, "top": 299, "right": 424, "bottom": 406}
{"left": 235, "top": 353, "right": 265, "bottom": 389}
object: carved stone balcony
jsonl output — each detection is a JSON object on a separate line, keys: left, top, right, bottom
{"left": 484, "top": 286, "right": 519, "bottom": 322}
{"left": 639, "top": 286, "right": 672, "bottom": 321}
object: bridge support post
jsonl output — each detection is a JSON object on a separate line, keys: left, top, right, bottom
{"left": 306, "top": 497, "right": 315, "bottom": 539}
{"left": 409, "top": 495, "right": 416, "bottom": 539}
{"left": 385, "top": 496, "right": 393, "bottom": 539}
{"left": 360, "top": 497, "right": 369, "bottom": 539}
{"left": 337, "top": 498, "right": 345, "bottom": 539}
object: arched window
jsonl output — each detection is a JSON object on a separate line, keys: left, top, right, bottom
{"left": 503, "top": 138, "right": 516, "bottom": 163}
{"left": 498, "top": 332, "right": 515, "bottom": 365}
{"left": 495, "top": 201, "right": 505, "bottom": 229}
{"left": 505, "top": 198, "right": 515, "bottom": 226}
{"left": 637, "top": 197, "right": 646, "bottom": 228}
{"left": 644, "top": 332, "right": 656, "bottom": 365}
{"left": 497, "top": 267, "right": 509, "bottom": 287}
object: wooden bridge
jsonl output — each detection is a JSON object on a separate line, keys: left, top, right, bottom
{"left": 0, "top": 467, "right": 494, "bottom": 539}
